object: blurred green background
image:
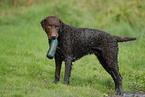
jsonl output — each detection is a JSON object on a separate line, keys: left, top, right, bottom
{"left": 0, "top": 0, "right": 145, "bottom": 97}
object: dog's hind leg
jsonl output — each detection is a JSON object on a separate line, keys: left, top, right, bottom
{"left": 95, "top": 48, "right": 123, "bottom": 95}
{"left": 69, "top": 63, "right": 73, "bottom": 77}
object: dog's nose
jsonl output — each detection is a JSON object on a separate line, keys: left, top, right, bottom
{"left": 51, "top": 33, "right": 57, "bottom": 39}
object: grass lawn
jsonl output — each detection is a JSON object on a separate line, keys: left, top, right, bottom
{"left": 0, "top": 0, "right": 145, "bottom": 97}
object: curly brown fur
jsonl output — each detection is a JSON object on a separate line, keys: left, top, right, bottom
{"left": 40, "top": 16, "right": 136, "bottom": 95}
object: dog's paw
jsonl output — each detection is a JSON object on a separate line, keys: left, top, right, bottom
{"left": 53, "top": 80, "right": 59, "bottom": 84}
{"left": 116, "top": 89, "right": 123, "bottom": 96}
{"left": 64, "top": 81, "right": 69, "bottom": 85}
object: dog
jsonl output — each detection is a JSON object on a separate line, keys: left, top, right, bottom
{"left": 40, "top": 16, "right": 136, "bottom": 95}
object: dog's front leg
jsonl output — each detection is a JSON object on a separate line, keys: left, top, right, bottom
{"left": 54, "top": 55, "right": 62, "bottom": 84}
{"left": 64, "top": 58, "right": 72, "bottom": 85}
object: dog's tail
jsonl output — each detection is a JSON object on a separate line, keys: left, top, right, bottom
{"left": 114, "top": 36, "right": 137, "bottom": 42}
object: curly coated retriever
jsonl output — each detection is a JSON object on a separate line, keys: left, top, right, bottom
{"left": 40, "top": 16, "right": 136, "bottom": 95}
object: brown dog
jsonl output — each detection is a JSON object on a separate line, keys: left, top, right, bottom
{"left": 40, "top": 16, "right": 136, "bottom": 95}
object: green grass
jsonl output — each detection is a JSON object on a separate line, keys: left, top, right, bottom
{"left": 0, "top": 0, "right": 145, "bottom": 97}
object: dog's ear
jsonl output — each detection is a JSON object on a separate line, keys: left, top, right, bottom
{"left": 59, "top": 19, "right": 63, "bottom": 32}
{"left": 40, "top": 18, "right": 47, "bottom": 30}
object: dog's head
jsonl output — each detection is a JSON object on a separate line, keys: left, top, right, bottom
{"left": 40, "top": 16, "right": 63, "bottom": 40}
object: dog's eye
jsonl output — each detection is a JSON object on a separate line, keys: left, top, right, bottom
{"left": 48, "top": 26, "right": 52, "bottom": 29}
{"left": 55, "top": 26, "right": 59, "bottom": 29}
